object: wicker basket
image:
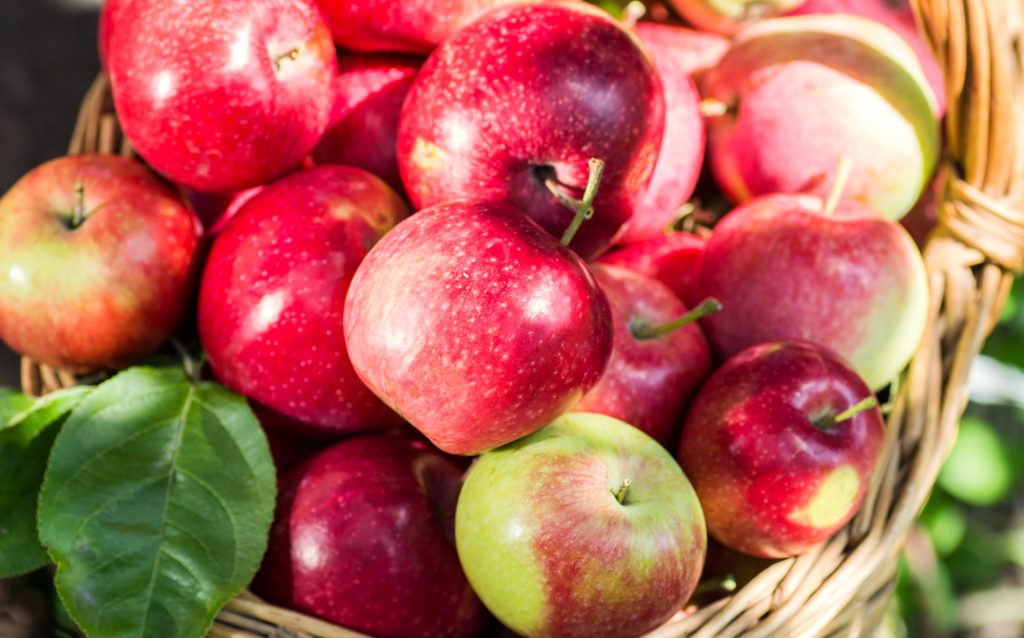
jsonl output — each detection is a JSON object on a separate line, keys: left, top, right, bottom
{"left": 20, "top": 0, "right": 1024, "bottom": 635}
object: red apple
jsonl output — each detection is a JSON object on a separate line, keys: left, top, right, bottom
{"left": 677, "top": 341, "right": 885, "bottom": 558}
{"left": 901, "top": 166, "right": 946, "bottom": 249}
{"left": 313, "top": 54, "right": 421, "bottom": 195}
{"left": 703, "top": 15, "right": 940, "bottom": 221}
{"left": 0, "top": 155, "right": 202, "bottom": 372}
{"left": 344, "top": 200, "right": 613, "bottom": 456}
{"left": 696, "top": 193, "right": 928, "bottom": 390}
{"left": 106, "top": 0, "right": 336, "bottom": 193}
{"left": 187, "top": 185, "right": 266, "bottom": 235}
{"left": 633, "top": 22, "right": 729, "bottom": 80}
{"left": 669, "top": 0, "right": 806, "bottom": 34}
{"left": 615, "top": 23, "right": 707, "bottom": 245}
{"left": 573, "top": 264, "right": 713, "bottom": 447}
{"left": 252, "top": 433, "right": 488, "bottom": 638}
{"left": 97, "top": 0, "right": 125, "bottom": 68}
{"left": 198, "top": 166, "right": 408, "bottom": 439}
{"left": 597, "top": 231, "right": 707, "bottom": 307}
{"left": 314, "top": 0, "right": 521, "bottom": 54}
{"left": 397, "top": 1, "right": 665, "bottom": 259}
{"left": 788, "top": 0, "right": 946, "bottom": 115}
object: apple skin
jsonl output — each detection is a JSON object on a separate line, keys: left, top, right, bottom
{"left": 788, "top": 0, "right": 946, "bottom": 115}
{"left": 0, "top": 155, "right": 202, "bottom": 372}
{"left": 668, "top": 0, "right": 806, "bottom": 35}
{"left": 187, "top": 185, "right": 266, "bottom": 235}
{"left": 97, "top": 0, "right": 125, "bottom": 68}
{"left": 314, "top": 0, "right": 522, "bottom": 55}
{"left": 106, "top": 0, "right": 336, "bottom": 193}
{"left": 252, "top": 433, "right": 488, "bottom": 638}
{"left": 198, "top": 166, "right": 409, "bottom": 440}
{"left": 456, "top": 412, "right": 706, "bottom": 638}
{"left": 615, "top": 23, "right": 707, "bottom": 245}
{"left": 634, "top": 22, "right": 729, "bottom": 80}
{"left": 696, "top": 193, "right": 928, "bottom": 390}
{"left": 397, "top": 1, "right": 665, "bottom": 259}
{"left": 677, "top": 341, "right": 885, "bottom": 558}
{"left": 596, "top": 231, "right": 707, "bottom": 308}
{"left": 313, "top": 54, "right": 421, "bottom": 195}
{"left": 344, "top": 200, "right": 613, "bottom": 456}
{"left": 573, "top": 265, "right": 712, "bottom": 448}
{"left": 704, "top": 15, "right": 939, "bottom": 221}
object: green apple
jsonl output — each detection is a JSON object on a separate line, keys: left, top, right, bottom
{"left": 455, "top": 413, "right": 706, "bottom": 638}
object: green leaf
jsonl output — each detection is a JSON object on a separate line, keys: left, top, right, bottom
{"left": 37, "top": 367, "right": 276, "bottom": 638}
{"left": 937, "top": 417, "right": 1013, "bottom": 505}
{"left": 0, "top": 387, "right": 34, "bottom": 426}
{"left": 0, "top": 386, "right": 92, "bottom": 577}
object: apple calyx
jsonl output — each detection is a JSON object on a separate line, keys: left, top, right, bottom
{"left": 630, "top": 297, "right": 723, "bottom": 341}
{"left": 542, "top": 157, "right": 606, "bottom": 246}
{"left": 821, "top": 157, "right": 853, "bottom": 217}
{"left": 613, "top": 478, "right": 632, "bottom": 505}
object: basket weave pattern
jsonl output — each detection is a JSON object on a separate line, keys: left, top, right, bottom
{"left": 19, "top": 0, "right": 1024, "bottom": 635}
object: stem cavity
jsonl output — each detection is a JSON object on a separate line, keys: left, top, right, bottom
{"left": 821, "top": 157, "right": 852, "bottom": 217}
{"left": 631, "top": 298, "right": 723, "bottom": 341}
{"left": 548, "top": 158, "right": 606, "bottom": 247}
{"left": 614, "top": 478, "right": 632, "bottom": 505}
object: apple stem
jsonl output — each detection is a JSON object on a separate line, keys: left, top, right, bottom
{"left": 834, "top": 396, "right": 878, "bottom": 424}
{"left": 71, "top": 182, "right": 86, "bottom": 229}
{"left": 613, "top": 478, "right": 632, "bottom": 505}
{"left": 552, "top": 158, "right": 606, "bottom": 247}
{"left": 622, "top": 1, "right": 646, "bottom": 27}
{"left": 273, "top": 48, "right": 301, "bottom": 72}
{"left": 821, "top": 157, "right": 852, "bottom": 217}
{"left": 699, "top": 98, "right": 730, "bottom": 118}
{"left": 631, "top": 298, "right": 723, "bottom": 341}
{"left": 743, "top": 1, "right": 774, "bottom": 21}
{"left": 693, "top": 575, "right": 738, "bottom": 596}
{"left": 170, "top": 339, "right": 204, "bottom": 385}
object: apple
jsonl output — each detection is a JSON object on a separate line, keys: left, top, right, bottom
{"left": 313, "top": 54, "right": 421, "bottom": 195}
{"left": 668, "top": 0, "right": 806, "bottom": 34}
{"left": 901, "top": 166, "right": 946, "bottom": 249}
{"left": 633, "top": 22, "right": 729, "bottom": 80}
{"left": 397, "top": 1, "right": 665, "bottom": 259}
{"left": 0, "top": 155, "right": 201, "bottom": 372}
{"left": 703, "top": 15, "right": 940, "bottom": 221}
{"left": 314, "top": 0, "right": 520, "bottom": 55}
{"left": 696, "top": 192, "right": 928, "bottom": 390}
{"left": 344, "top": 199, "right": 613, "bottom": 456}
{"left": 614, "top": 23, "right": 706, "bottom": 245}
{"left": 596, "top": 231, "right": 707, "bottom": 307}
{"left": 186, "top": 184, "right": 266, "bottom": 235}
{"left": 788, "top": 0, "right": 946, "bottom": 115}
{"left": 106, "top": 0, "right": 336, "bottom": 193}
{"left": 572, "top": 264, "right": 714, "bottom": 447}
{"left": 198, "top": 166, "right": 408, "bottom": 439}
{"left": 97, "top": 0, "right": 125, "bottom": 68}
{"left": 677, "top": 341, "right": 885, "bottom": 558}
{"left": 456, "top": 412, "right": 707, "bottom": 638}
{"left": 252, "top": 433, "right": 488, "bottom": 638}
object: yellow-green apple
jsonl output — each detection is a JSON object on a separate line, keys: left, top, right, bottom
{"left": 677, "top": 341, "right": 884, "bottom": 558}
{"left": 0, "top": 155, "right": 201, "bottom": 372}
{"left": 456, "top": 412, "right": 706, "bottom": 638}
{"left": 668, "top": 0, "right": 806, "bottom": 34}
{"left": 596, "top": 231, "right": 707, "bottom": 307}
{"left": 313, "top": 0, "right": 521, "bottom": 55}
{"left": 198, "top": 166, "right": 408, "bottom": 439}
{"left": 313, "top": 54, "right": 421, "bottom": 195}
{"left": 106, "top": 0, "right": 336, "bottom": 193}
{"left": 696, "top": 193, "right": 928, "bottom": 390}
{"left": 397, "top": 1, "right": 665, "bottom": 259}
{"left": 573, "top": 265, "right": 714, "bottom": 447}
{"left": 703, "top": 15, "right": 939, "bottom": 221}
{"left": 616, "top": 22, "right": 710, "bottom": 245}
{"left": 253, "top": 433, "right": 487, "bottom": 638}
{"left": 788, "top": 0, "right": 946, "bottom": 114}
{"left": 344, "top": 200, "right": 613, "bottom": 455}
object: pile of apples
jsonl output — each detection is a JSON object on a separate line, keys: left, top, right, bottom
{"left": 0, "top": 0, "right": 944, "bottom": 635}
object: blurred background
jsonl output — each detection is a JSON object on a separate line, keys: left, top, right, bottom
{"left": 0, "top": 0, "right": 1021, "bottom": 636}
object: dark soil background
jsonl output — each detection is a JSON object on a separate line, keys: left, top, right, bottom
{"left": 0, "top": 0, "right": 102, "bottom": 389}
